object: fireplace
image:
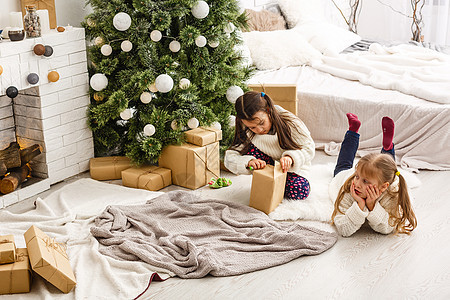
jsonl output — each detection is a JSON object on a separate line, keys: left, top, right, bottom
{"left": 0, "top": 28, "right": 94, "bottom": 208}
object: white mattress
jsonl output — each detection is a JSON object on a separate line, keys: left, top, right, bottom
{"left": 247, "top": 66, "right": 450, "bottom": 171}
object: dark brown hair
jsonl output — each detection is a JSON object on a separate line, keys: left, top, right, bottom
{"left": 230, "top": 91, "right": 305, "bottom": 154}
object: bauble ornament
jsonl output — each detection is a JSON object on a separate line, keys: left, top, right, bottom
{"left": 101, "top": 44, "right": 112, "bottom": 56}
{"left": 155, "top": 74, "right": 173, "bottom": 93}
{"left": 120, "top": 108, "right": 134, "bottom": 120}
{"left": 148, "top": 83, "right": 158, "bottom": 93}
{"left": 229, "top": 115, "right": 236, "bottom": 127}
{"left": 224, "top": 22, "right": 235, "bottom": 34}
{"left": 121, "top": 40, "right": 133, "bottom": 52}
{"left": 192, "top": 1, "right": 210, "bottom": 19}
{"left": 48, "top": 71, "right": 60, "bottom": 83}
{"left": 187, "top": 117, "right": 199, "bottom": 129}
{"left": 140, "top": 92, "right": 152, "bottom": 104}
{"left": 0, "top": 65, "right": 4, "bottom": 75}
{"left": 195, "top": 35, "right": 207, "bottom": 47}
{"left": 90, "top": 73, "right": 108, "bottom": 91}
{"left": 94, "top": 36, "right": 104, "bottom": 46}
{"left": 93, "top": 93, "right": 104, "bottom": 102}
{"left": 179, "top": 78, "right": 191, "bottom": 90}
{"left": 150, "top": 30, "right": 162, "bottom": 42}
{"left": 169, "top": 40, "right": 181, "bottom": 52}
{"left": 226, "top": 85, "right": 244, "bottom": 103}
{"left": 208, "top": 40, "right": 220, "bottom": 48}
{"left": 44, "top": 45, "right": 54, "bottom": 57}
{"left": 6, "top": 86, "right": 19, "bottom": 99}
{"left": 33, "top": 44, "right": 46, "bottom": 56}
{"left": 113, "top": 12, "right": 132, "bottom": 31}
{"left": 170, "top": 120, "right": 178, "bottom": 130}
{"left": 27, "top": 73, "right": 39, "bottom": 85}
{"left": 143, "top": 124, "right": 156, "bottom": 136}
{"left": 211, "top": 121, "right": 221, "bottom": 130}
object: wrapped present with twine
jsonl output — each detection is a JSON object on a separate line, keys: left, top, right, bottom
{"left": 0, "top": 235, "right": 16, "bottom": 265}
{"left": 159, "top": 142, "right": 220, "bottom": 190}
{"left": 0, "top": 248, "right": 32, "bottom": 295}
{"left": 24, "top": 225, "right": 76, "bottom": 293}
{"left": 122, "top": 165, "right": 172, "bottom": 191}
{"left": 89, "top": 156, "right": 133, "bottom": 180}
{"left": 184, "top": 127, "right": 222, "bottom": 146}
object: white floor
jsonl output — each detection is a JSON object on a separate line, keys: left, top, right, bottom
{"left": 4, "top": 150, "right": 450, "bottom": 299}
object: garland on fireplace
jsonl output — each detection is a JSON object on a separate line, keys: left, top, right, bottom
{"left": 83, "top": 0, "right": 253, "bottom": 165}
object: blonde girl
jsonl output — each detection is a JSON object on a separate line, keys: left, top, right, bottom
{"left": 224, "top": 91, "right": 315, "bottom": 200}
{"left": 330, "top": 113, "right": 417, "bottom": 237}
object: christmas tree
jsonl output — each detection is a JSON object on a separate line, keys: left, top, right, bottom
{"left": 83, "top": 0, "right": 253, "bottom": 165}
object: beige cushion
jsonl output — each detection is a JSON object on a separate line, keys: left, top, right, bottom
{"left": 244, "top": 9, "right": 286, "bottom": 32}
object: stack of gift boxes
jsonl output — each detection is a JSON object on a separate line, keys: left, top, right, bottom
{"left": 89, "top": 127, "right": 222, "bottom": 191}
{"left": 0, "top": 226, "right": 76, "bottom": 295}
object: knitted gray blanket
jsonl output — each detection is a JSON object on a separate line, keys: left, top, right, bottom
{"left": 90, "top": 191, "right": 337, "bottom": 278}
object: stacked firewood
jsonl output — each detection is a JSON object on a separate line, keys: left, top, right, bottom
{"left": 0, "top": 142, "right": 42, "bottom": 194}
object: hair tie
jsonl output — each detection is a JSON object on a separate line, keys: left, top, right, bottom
{"left": 261, "top": 92, "right": 265, "bottom": 97}
{"left": 395, "top": 171, "right": 400, "bottom": 176}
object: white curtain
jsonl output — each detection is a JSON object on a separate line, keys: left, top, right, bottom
{"left": 422, "top": 0, "right": 450, "bottom": 45}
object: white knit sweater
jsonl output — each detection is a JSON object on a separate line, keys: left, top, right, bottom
{"left": 224, "top": 106, "right": 315, "bottom": 177}
{"left": 329, "top": 168, "right": 399, "bottom": 237}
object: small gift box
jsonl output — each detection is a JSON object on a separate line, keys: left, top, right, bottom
{"left": 24, "top": 225, "right": 76, "bottom": 294}
{"left": 159, "top": 142, "right": 220, "bottom": 190}
{"left": 122, "top": 166, "right": 172, "bottom": 191}
{"left": 0, "top": 235, "right": 16, "bottom": 265}
{"left": 89, "top": 156, "right": 133, "bottom": 180}
{"left": 184, "top": 127, "right": 222, "bottom": 146}
{"left": 249, "top": 162, "right": 287, "bottom": 214}
{"left": 0, "top": 248, "right": 32, "bottom": 295}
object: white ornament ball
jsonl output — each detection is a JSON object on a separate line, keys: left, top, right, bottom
{"left": 140, "top": 92, "right": 152, "bottom": 104}
{"left": 208, "top": 40, "right": 219, "bottom": 48}
{"left": 94, "top": 36, "right": 104, "bottom": 46}
{"left": 120, "top": 108, "right": 133, "bottom": 120}
{"left": 211, "top": 121, "right": 221, "bottom": 130}
{"left": 148, "top": 83, "right": 158, "bottom": 93}
{"left": 90, "top": 73, "right": 108, "bottom": 91}
{"left": 143, "top": 124, "right": 156, "bottom": 136}
{"left": 171, "top": 120, "right": 178, "bottom": 130}
{"left": 191, "top": 1, "right": 210, "bottom": 19}
{"left": 155, "top": 74, "right": 174, "bottom": 93}
{"left": 224, "top": 22, "right": 235, "bottom": 34}
{"left": 179, "top": 78, "right": 191, "bottom": 90}
{"left": 121, "top": 40, "right": 133, "bottom": 52}
{"left": 195, "top": 35, "right": 207, "bottom": 47}
{"left": 100, "top": 44, "right": 112, "bottom": 56}
{"left": 113, "top": 12, "right": 132, "bottom": 31}
{"left": 116, "top": 120, "right": 128, "bottom": 126}
{"left": 150, "top": 30, "right": 162, "bottom": 42}
{"left": 187, "top": 117, "right": 199, "bottom": 129}
{"left": 229, "top": 115, "right": 236, "bottom": 127}
{"left": 169, "top": 40, "right": 181, "bottom": 52}
{"left": 226, "top": 85, "right": 244, "bottom": 103}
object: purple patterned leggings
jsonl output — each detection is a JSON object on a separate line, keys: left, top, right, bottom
{"left": 245, "top": 144, "right": 310, "bottom": 200}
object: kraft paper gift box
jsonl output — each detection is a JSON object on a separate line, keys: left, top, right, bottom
{"left": 0, "top": 248, "right": 32, "bottom": 295}
{"left": 24, "top": 225, "right": 76, "bottom": 294}
{"left": 0, "top": 234, "right": 16, "bottom": 265}
{"left": 89, "top": 156, "right": 133, "bottom": 180}
{"left": 122, "top": 165, "right": 172, "bottom": 191}
{"left": 159, "top": 142, "right": 220, "bottom": 190}
{"left": 248, "top": 84, "right": 298, "bottom": 115}
{"left": 184, "top": 127, "right": 222, "bottom": 146}
{"left": 249, "top": 163, "right": 287, "bottom": 214}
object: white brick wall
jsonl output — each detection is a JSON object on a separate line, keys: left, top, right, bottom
{"left": 0, "top": 28, "right": 94, "bottom": 205}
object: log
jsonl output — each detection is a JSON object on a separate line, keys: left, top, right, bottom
{"left": 20, "top": 144, "right": 42, "bottom": 166}
{"left": 0, "top": 164, "right": 31, "bottom": 194}
{"left": 0, "top": 161, "right": 6, "bottom": 177}
{"left": 0, "top": 142, "right": 21, "bottom": 169}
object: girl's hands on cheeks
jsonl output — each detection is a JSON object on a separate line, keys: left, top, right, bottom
{"left": 351, "top": 181, "right": 366, "bottom": 211}
{"left": 365, "top": 185, "right": 381, "bottom": 211}
{"left": 248, "top": 159, "right": 266, "bottom": 170}
{"left": 279, "top": 156, "right": 293, "bottom": 173}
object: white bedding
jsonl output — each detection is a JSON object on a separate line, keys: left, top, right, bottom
{"left": 248, "top": 65, "right": 450, "bottom": 171}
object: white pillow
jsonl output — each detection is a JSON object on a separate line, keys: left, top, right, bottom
{"left": 293, "top": 22, "right": 361, "bottom": 56}
{"left": 277, "top": 0, "right": 325, "bottom": 28}
{"left": 242, "top": 29, "right": 323, "bottom": 70}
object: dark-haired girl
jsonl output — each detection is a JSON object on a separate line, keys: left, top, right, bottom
{"left": 224, "top": 91, "right": 315, "bottom": 200}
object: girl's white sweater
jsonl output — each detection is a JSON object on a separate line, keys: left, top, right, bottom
{"left": 224, "top": 106, "right": 315, "bottom": 177}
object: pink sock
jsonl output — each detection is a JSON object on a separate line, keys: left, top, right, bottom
{"left": 382, "top": 117, "right": 395, "bottom": 150}
{"left": 347, "top": 113, "right": 361, "bottom": 133}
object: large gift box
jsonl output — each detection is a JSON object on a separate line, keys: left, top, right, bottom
{"left": 0, "top": 235, "right": 16, "bottom": 265}
{"left": 249, "top": 163, "right": 287, "bottom": 214}
{"left": 20, "top": 0, "right": 57, "bottom": 29}
{"left": 184, "top": 127, "right": 222, "bottom": 146}
{"left": 159, "top": 142, "right": 220, "bottom": 190}
{"left": 24, "top": 225, "right": 76, "bottom": 294}
{"left": 249, "top": 84, "right": 298, "bottom": 115}
{"left": 122, "top": 165, "right": 172, "bottom": 191}
{"left": 89, "top": 156, "right": 133, "bottom": 180}
{"left": 0, "top": 248, "right": 32, "bottom": 295}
